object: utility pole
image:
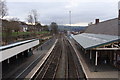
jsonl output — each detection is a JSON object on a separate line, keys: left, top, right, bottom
{"left": 69, "top": 11, "right": 71, "bottom": 26}
{"left": 69, "top": 11, "right": 71, "bottom": 31}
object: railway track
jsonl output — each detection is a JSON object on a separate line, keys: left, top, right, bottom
{"left": 63, "top": 38, "right": 68, "bottom": 78}
{"left": 65, "top": 36, "right": 86, "bottom": 79}
{"left": 63, "top": 36, "right": 79, "bottom": 79}
{"left": 25, "top": 34, "right": 86, "bottom": 79}
{"left": 32, "top": 38, "right": 62, "bottom": 80}
{"left": 2, "top": 34, "right": 86, "bottom": 80}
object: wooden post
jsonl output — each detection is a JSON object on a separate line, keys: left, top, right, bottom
{"left": 114, "top": 51, "right": 117, "bottom": 66}
{"left": 95, "top": 51, "right": 98, "bottom": 72}
{"left": 28, "top": 49, "right": 29, "bottom": 52}
{"left": 22, "top": 52, "right": 24, "bottom": 55}
{"left": 16, "top": 55, "right": 18, "bottom": 59}
{"left": 90, "top": 50, "right": 92, "bottom": 59}
{"left": 95, "top": 51, "right": 98, "bottom": 66}
{"left": 8, "top": 59, "right": 10, "bottom": 64}
{"left": 85, "top": 50, "right": 86, "bottom": 54}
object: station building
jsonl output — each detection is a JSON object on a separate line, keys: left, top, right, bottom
{"left": 72, "top": 18, "right": 120, "bottom": 70}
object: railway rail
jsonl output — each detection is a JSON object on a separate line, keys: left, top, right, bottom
{"left": 65, "top": 39, "right": 79, "bottom": 78}
{"left": 31, "top": 34, "right": 86, "bottom": 79}
{"left": 3, "top": 34, "right": 86, "bottom": 80}
{"left": 32, "top": 40, "right": 62, "bottom": 80}
{"left": 2, "top": 39, "right": 57, "bottom": 80}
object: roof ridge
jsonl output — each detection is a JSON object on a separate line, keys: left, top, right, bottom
{"left": 88, "top": 18, "right": 118, "bottom": 26}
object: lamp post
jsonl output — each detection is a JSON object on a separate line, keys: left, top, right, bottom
{"left": 69, "top": 11, "right": 71, "bottom": 26}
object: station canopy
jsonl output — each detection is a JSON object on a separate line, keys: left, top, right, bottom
{"left": 72, "top": 33, "right": 120, "bottom": 49}
{"left": 0, "top": 39, "right": 37, "bottom": 51}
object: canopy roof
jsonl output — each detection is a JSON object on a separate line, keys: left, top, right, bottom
{"left": 0, "top": 39, "right": 37, "bottom": 51}
{"left": 72, "top": 33, "right": 120, "bottom": 49}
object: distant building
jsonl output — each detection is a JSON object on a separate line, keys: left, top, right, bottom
{"left": 19, "top": 22, "right": 28, "bottom": 32}
{"left": 85, "top": 18, "right": 118, "bottom": 36}
{"left": 58, "top": 25, "right": 86, "bottom": 32}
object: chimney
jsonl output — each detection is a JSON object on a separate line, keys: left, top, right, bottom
{"left": 95, "top": 19, "right": 99, "bottom": 24}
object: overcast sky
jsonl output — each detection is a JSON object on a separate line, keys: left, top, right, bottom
{"left": 6, "top": 0, "right": 119, "bottom": 26}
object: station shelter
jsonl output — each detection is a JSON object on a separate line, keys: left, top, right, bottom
{"left": 72, "top": 33, "right": 120, "bottom": 70}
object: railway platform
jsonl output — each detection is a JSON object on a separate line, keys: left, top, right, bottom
{"left": 67, "top": 37, "right": 119, "bottom": 80}
{"left": 26, "top": 34, "right": 86, "bottom": 79}
{"left": 2, "top": 38, "right": 56, "bottom": 79}
{"left": 25, "top": 39, "right": 58, "bottom": 78}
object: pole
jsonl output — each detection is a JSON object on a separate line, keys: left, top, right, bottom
{"left": 69, "top": 11, "right": 71, "bottom": 31}
{"left": 95, "top": 51, "right": 98, "bottom": 72}
{"left": 90, "top": 50, "right": 92, "bottom": 60}
{"left": 8, "top": 59, "right": 10, "bottom": 64}
{"left": 95, "top": 51, "right": 98, "bottom": 66}
{"left": 69, "top": 11, "right": 71, "bottom": 26}
{"left": 16, "top": 55, "right": 18, "bottom": 59}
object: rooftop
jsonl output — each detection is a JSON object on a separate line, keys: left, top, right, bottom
{"left": 85, "top": 18, "right": 119, "bottom": 36}
{"left": 72, "top": 33, "right": 120, "bottom": 49}
{"left": 0, "top": 39, "right": 37, "bottom": 51}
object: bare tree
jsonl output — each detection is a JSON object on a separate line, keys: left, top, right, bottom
{"left": 32, "top": 9, "right": 38, "bottom": 25}
{"left": 27, "top": 9, "right": 39, "bottom": 25}
{"left": 27, "top": 14, "right": 33, "bottom": 24}
{"left": 0, "top": 0, "right": 8, "bottom": 18}
{"left": 26, "top": 9, "right": 40, "bottom": 32}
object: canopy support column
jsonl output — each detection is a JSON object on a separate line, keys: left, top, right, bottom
{"left": 94, "top": 51, "right": 98, "bottom": 72}
{"left": 7, "top": 59, "right": 10, "bottom": 64}
{"left": 16, "top": 55, "right": 18, "bottom": 59}
{"left": 90, "top": 50, "right": 92, "bottom": 59}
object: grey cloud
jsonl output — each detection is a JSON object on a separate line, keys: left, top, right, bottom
{"left": 7, "top": 1, "right": 118, "bottom": 25}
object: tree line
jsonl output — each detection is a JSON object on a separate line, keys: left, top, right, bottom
{"left": 0, "top": 0, "right": 58, "bottom": 45}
